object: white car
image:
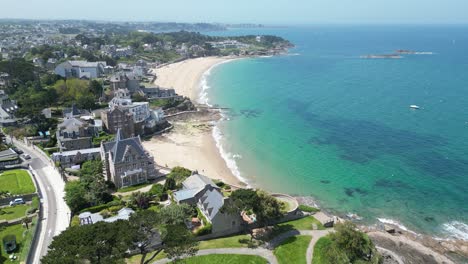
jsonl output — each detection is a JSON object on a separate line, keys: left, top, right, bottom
{"left": 9, "top": 198, "right": 25, "bottom": 206}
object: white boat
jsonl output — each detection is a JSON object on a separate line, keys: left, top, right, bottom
{"left": 410, "top": 105, "right": 420, "bottom": 109}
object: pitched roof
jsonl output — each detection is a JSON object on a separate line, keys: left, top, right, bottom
{"left": 69, "top": 60, "right": 106, "bottom": 68}
{"left": 198, "top": 188, "right": 224, "bottom": 221}
{"left": 173, "top": 174, "right": 220, "bottom": 203}
{"left": 182, "top": 174, "right": 218, "bottom": 191}
{"left": 102, "top": 129, "right": 146, "bottom": 163}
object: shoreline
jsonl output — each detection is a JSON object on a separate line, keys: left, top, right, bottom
{"left": 147, "top": 56, "right": 247, "bottom": 187}
{"left": 148, "top": 56, "right": 468, "bottom": 262}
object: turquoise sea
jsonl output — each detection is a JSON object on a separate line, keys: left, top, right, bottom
{"left": 203, "top": 26, "right": 468, "bottom": 240}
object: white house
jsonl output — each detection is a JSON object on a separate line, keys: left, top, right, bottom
{"left": 54, "top": 60, "right": 107, "bottom": 79}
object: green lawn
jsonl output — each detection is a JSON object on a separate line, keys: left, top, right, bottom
{"left": 274, "top": 235, "right": 312, "bottom": 264}
{"left": 117, "top": 183, "right": 152, "bottom": 193}
{"left": 312, "top": 236, "right": 332, "bottom": 264}
{"left": 173, "top": 254, "right": 268, "bottom": 264}
{"left": 0, "top": 221, "right": 36, "bottom": 264}
{"left": 0, "top": 204, "right": 29, "bottom": 221}
{"left": 199, "top": 234, "right": 251, "bottom": 250}
{"left": 0, "top": 170, "right": 36, "bottom": 195}
{"left": 126, "top": 251, "right": 167, "bottom": 264}
{"left": 279, "top": 216, "right": 324, "bottom": 230}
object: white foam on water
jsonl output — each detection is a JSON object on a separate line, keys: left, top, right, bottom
{"left": 197, "top": 58, "right": 250, "bottom": 186}
{"left": 197, "top": 58, "right": 240, "bottom": 106}
{"left": 212, "top": 123, "right": 249, "bottom": 185}
{"left": 377, "top": 218, "right": 413, "bottom": 233}
{"left": 441, "top": 221, "right": 468, "bottom": 241}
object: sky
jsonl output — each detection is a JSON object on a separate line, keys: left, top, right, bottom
{"left": 1, "top": 0, "right": 467, "bottom": 24}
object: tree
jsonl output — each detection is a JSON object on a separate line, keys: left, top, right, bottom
{"left": 64, "top": 181, "right": 88, "bottom": 213}
{"left": 149, "top": 184, "right": 166, "bottom": 201}
{"left": 163, "top": 167, "right": 191, "bottom": 191}
{"left": 76, "top": 94, "right": 96, "bottom": 110}
{"left": 159, "top": 204, "right": 192, "bottom": 225}
{"left": 65, "top": 160, "right": 112, "bottom": 213}
{"left": 328, "top": 222, "right": 382, "bottom": 264}
{"left": 254, "top": 190, "right": 283, "bottom": 227}
{"left": 42, "top": 221, "right": 135, "bottom": 264}
{"left": 129, "top": 210, "right": 161, "bottom": 264}
{"left": 129, "top": 192, "right": 152, "bottom": 210}
{"left": 163, "top": 225, "right": 199, "bottom": 261}
{"left": 163, "top": 177, "right": 176, "bottom": 191}
{"left": 90, "top": 80, "right": 103, "bottom": 98}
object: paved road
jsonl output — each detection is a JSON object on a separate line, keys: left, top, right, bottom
{"left": 9, "top": 138, "right": 70, "bottom": 263}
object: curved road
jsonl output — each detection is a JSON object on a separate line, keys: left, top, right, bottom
{"left": 8, "top": 138, "right": 70, "bottom": 263}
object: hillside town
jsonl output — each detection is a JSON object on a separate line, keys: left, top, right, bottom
{"left": 0, "top": 19, "right": 462, "bottom": 264}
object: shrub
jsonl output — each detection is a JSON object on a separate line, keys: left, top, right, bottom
{"left": 149, "top": 184, "right": 165, "bottom": 199}
{"left": 79, "top": 203, "right": 110, "bottom": 214}
{"left": 214, "top": 180, "right": 225, "bottom": 188}
{"left": 28, "top": 196, "right": 40, "bottom": 214}
{"left": 108, "top": 205, "right": 123, "bottom": 214}
{"left": 195, "top": 224, "right": 212, "bottom": 236}
{"left": 100, "top": 209, "right": 111, "bottom": 219}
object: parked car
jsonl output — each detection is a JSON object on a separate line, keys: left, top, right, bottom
{"left": 9, "top": 198, "right": 25, "bottom": 206}
{"left": 12, "top": 147, "right": 23, "bottom": 154}
{"left": 22, "top": 154, "right": 31, "bottom": 160}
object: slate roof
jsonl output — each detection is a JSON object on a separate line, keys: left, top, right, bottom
{"left": 69, "top": 60, "right": 106, "bottom": 68}
{"left": 58, "top": 118, "right": 86, "bottom": 133}
{"left": 102, "top": 129, "right": 146, "bottom": 163}
{"left": 173, "top": 174, "right": 220, "bottom": 203}
{"left": 198, "top": 188, "right": 224, "bottom": 221}
{"left": 63, "top": 104, "right": 89, "bottom": 117}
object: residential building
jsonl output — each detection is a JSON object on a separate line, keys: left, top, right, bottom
{"left": 56, "top": 117, "right": 99, "bottom": 151}
{"left": 101, "top": 107, "right": 135, "bottom": 138}
{"left": 110, "top": 72, "right": 140, "bottom": 92}
{"left": 54, "top": 60, "right": 107, "bottom": 79}
{"left": 0, "top": 148, "right": 20, "bottom": 168}
{"left": 0, "top": 90, "right": 18, "bottom": 126}
{"left": 79, "top": 207, "right": 134, "bottom": 225}
{"left": 0, "top": 73, "right": 10, "bottom": 88}
{"left": 100, "top": 130, "right": 157, "bottom": 189}
{"left": 63, "top": 104, "right": 90, "bottom": 118}
{"left": 51, "top": 147, "right": 101, "bottom": 168}
{"left": 174, "top": 173, "right": 242, "bottom": 234}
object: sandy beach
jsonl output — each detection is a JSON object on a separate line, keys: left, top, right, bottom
{"left": 152, "top": 57, "right": 233, "bottom": 101}
{"left": 146, "top": 57, "right": 245, "bottom": 186}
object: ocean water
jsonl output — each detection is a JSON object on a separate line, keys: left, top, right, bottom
{"left": 203, "top": 26, "right": 468, "bottom": 240}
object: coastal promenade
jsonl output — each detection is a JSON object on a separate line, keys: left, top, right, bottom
{"left": 8, "top": 137, "right": 70, "bottom": 263}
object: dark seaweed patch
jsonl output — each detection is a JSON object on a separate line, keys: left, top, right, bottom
{"left": 287, "top": 99, "right": 468, "bottom": 180}
{"left": 374, "top": 179, "right": 410, "bottom": 189}
{"left": 344, "top": 187, "right": 368, "bottom": 197}
{"left": 239, "top": 109, "right": 263, "bottom": 118}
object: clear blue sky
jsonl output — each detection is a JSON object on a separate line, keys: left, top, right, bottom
{"left": 1, "top": 0, "right": 467, "bottom": 24}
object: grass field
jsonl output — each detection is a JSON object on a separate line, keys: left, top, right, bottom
{"left": 0, "top": 221, "right": 36, "bottom": 264}
{"left": 0, "top": 204, "right": 29, "bottom": 221}
{"left": 126, "top": 251, "right": 167, "bottom": 264}
{"left": 277, "top": 216, "right": 325, "bottom": 231}
{"left": 117, "top": 182, "right": 152, "bottom": 193}
{"left": 199, "top": 234, "right": 251, "bottom": 250}
{"left": 312, "top": 236, "right": 332, "bottom": 264}
{"left": 274, "top": 235, "right": 312, "bottom": 264}
{"left": 0, "top": 170, "right": 36, "bottom": 195}
{"left": 175, "top": 254, "right": 268, "bottom": 264}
